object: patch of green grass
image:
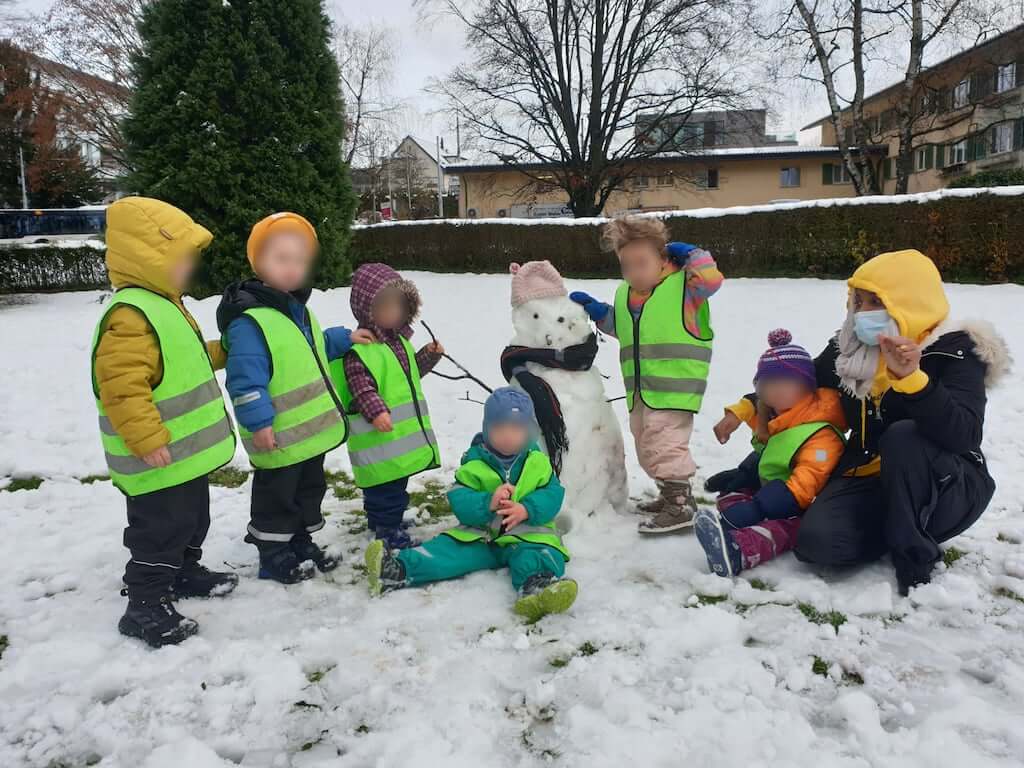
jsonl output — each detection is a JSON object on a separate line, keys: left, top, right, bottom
{"left": 548, "top": 656, "right": 569, "bottom": 668}
{"left": 747, "top": 578, "right": 772, "bottom": 591}
{"left": 577, "top": 641, "right": 598, "bottom": 657}
{"left": 78, "top": 474, "right": 110, "bottom": 485}
{"left": 996, "top": 532, "right": 1020, "bottom": 544}
{"left": 798, "top": 603, "right": 847, "bottom": 633}
{"left": 811, "top": 656, "right": 829, "bottom": 676}
{"left": 326, "top": 469, "right": 361, "bottom": 501}
{"left": 842, "top": 670, "right": 865, "bottom": 685}
{"left": 0, "top": 634, "right": 8, "bottom": 659}
{"left": 409, "top": 480, "right": 452, "bottom": 520}
{"left": 995, "top": 587, "right": 1024, "bottom": 603}
{"left": 355, "top": 723, "right": 370, "bottom": 734}
{"left": 208, "top": 466, "right": 249, "bottom": 488}
{"left": 694, "top": 494, "right": 717, "bottom": 506}
{"left": 306, "top": 665, "right": 335, "bottom": 684}
{"left": 348, "top": 519, "right": 369, "bottom": 534}
{"left": 942, "top": 546, "right": 965, "bottom": 567}
{"left": 696, "top": 593, "right": 728, "bottom": 606}
{"left": 4, "top": 476, "right": 43, "bottom": 492}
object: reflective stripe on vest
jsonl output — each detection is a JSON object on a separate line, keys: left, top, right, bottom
{"left": 442, "top": 451, "right": 569, "bottom": 559}
{"left": 237, "top": 307, "right": 348, "bottom": 469}
{"left": 757, "top": 421, "right": 845, "bottom": 484}
{"left": 91, "top": 288, "right": 236, "bottom": 496}
{"left": 614, "top": 271, "right": 713, "bottom": 413}
{"left": 329, "top": 337, "right": 440, "bottom": 488}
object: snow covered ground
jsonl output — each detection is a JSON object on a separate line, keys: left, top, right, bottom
{"left": 1, "top": 273, "right": 1023, "bottom": 767}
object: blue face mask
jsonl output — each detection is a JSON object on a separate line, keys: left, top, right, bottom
{"left": 853, "top": 309, "right": 892, "bottom": 346}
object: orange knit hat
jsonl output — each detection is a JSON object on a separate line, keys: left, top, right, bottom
{"left": 246, "top": 212, "right": 319, "bottom": 268}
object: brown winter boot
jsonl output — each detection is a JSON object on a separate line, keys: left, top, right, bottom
{"left": 637, "top": 480, "right": 698, "bottom": 534}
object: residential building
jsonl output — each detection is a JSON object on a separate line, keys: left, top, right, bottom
{"left": 803, "top": 24, "right": 1024, "bottom": 193}
{"left": 636, "top": 109, "right": 798, "bottom": 150}
{"left": 451, "top": 145, "right": 882, "bottom": 219}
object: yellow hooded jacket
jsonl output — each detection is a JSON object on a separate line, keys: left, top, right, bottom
{"left": 94, "top": 198, "right": 225, "bottom": 458}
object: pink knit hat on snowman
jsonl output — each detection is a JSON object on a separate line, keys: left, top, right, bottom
{"left": 509, "top": 261, "right": 567, "bottom": 307}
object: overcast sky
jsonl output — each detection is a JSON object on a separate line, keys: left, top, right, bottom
{"left": 7, "top": 0, "right": 920, "bottom": 150}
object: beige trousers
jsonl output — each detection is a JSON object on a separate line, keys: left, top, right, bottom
{"left": 629, "top": 401, "right": 696, "bottom": 482}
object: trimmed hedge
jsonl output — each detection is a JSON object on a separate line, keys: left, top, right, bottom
{"left": 949, "top": 169, "right": 1024, "bottom": 189}
{"left": 351, "top": 191, "right": 1024, "bottom": 283}
{"left": 0, "top": 245, "right": 108, "bottom": 294}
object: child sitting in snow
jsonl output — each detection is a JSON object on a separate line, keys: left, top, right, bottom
{"left": 217, "top": 213, "right": 372, "bottom": 584}
{"left": 570, "top": 216, "right": 722, "bottom": 532}
{"left": 363, "top": 387, "right": 577, "bottom": 621}
{"left": 329, "top": 263, "right": 444, "bottom": 550}
{"left": 92, "top": 197, "right": 238, "bottom": 648}
{"left": 694, "top": 330, "right": 846, "bottom": 577}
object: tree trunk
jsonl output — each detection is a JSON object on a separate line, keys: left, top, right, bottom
{"left": 895, "top": 0, "right": 925, "bottom": 195}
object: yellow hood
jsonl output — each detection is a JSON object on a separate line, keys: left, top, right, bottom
{"left": 105, "top": 197, "right": 213, "bottom": 298}
{"left": 848, "top": 249, "right": 949, "bottom": 341}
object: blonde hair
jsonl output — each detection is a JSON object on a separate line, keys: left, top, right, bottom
{"left": 600, "top": 215, "right": 669, "bottom": 255}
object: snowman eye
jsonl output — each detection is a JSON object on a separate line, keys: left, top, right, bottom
{"left": 557, "top": 317, "right": 565, "bottom": 323}
{"left": 533, "top": 313, "right": 539, "bottom": 319}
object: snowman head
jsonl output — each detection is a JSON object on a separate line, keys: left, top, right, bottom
{"left": 509, "top": 261, "right": 591, "bottom": 349}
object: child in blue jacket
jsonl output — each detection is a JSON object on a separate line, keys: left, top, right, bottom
{"left": 216, "top": 212, "right": 373, "bottom": 583}
{"left": 364, "top": 388, "right": 578, "bottom": 621}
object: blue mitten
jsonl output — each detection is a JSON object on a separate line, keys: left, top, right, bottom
{"left": 665, "top": 241, "right": 698, "bottom": 266}
{"left": 569, "top": 291, "right": 610, "bottom": 322}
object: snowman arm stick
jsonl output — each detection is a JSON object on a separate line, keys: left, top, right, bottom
{"left": 421, "top": 320, "right": 495, "bottom": 394}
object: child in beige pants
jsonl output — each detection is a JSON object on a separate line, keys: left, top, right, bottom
{"left": 570, "top": 216, "right": 723, "bottom": 534}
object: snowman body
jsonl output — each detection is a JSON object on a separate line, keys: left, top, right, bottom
{"left": 509, "top": 292, "right": 629, "bottom": 522}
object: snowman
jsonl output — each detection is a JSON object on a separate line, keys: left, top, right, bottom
{"left": 502, "top": 261, "right": 629, "bottom": 525}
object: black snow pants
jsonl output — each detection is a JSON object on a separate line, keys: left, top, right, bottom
{"left": 123, "top": 474, "right": 211, "bottom": 600}
{"left": 245, "top": 454, "right": 328, "bottom": 549}
{"left": 795, "top": 420, "right": 995, "bottom": 571}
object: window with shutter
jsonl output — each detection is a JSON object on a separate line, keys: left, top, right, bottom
{"left": 953, "top": 79, "right": 970, "bottom": 109}
{"left": 822, "top": 164, "right": 834, "bottom": 185}
{"left": 996, "top": 62, "right": 1016, "bottom": 93}
{"left": 991, "top": 122, "right": 1014, "bottom": 154}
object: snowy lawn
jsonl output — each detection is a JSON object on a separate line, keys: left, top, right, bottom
{"left": 1, "top": 273, "right": 1023, "bottom": 767}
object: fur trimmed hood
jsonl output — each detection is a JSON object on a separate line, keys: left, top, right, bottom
{"left": 349, "top": 262, "right": 421, "bottom": 340}
{"left": 920, "top": 318, "right": 1012, "bottom": 388}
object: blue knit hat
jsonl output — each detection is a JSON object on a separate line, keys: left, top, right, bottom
{"left": 754, "top": 329, "right": 817, "bottom": 390}
{"left": 483, "top": 387, "right": 535, "bottom": 436}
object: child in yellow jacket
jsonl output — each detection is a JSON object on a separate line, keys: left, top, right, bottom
{"left": 695, "top": 330, "right": 846, "bottom": 576}
{"left": 92, "top": 197, "right": 237, "bottom": 648}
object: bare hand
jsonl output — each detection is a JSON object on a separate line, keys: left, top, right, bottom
{"left": 252, "top": 426, "right": 277, "bottom": 452}
{"left": 490, "top": 483, "right": 514, "bottom": 511}
{"left": 351, "top": 328, "right": 376, "bottom": 345}
{"left": 879, "top": 334, "right": 922, "bottom": 379}
{"left": 714, "top": 411, "right": 742, "bottom": 445}
{"left": 372, "top": 412, "right": 393, "bottom": 432}
{"left": 423, "top": 340, "right": 445, "bottom": 356}
{"left": 142, "top": 446, "right": 172, "bottom": 468}
{"left": 497, "top": 500, "right": 529, "bottom": 530}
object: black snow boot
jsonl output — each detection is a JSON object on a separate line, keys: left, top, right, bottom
{"left": 258, "top": 543, "right": 315, "bottom": 585}
{"left": 172, "top": 562, "right": 239, "bottom": 599}
{"left": 894, "top": 556, "right": 934, "bottom": 597}
{"left": 290, "top": 533, "right": 340, "bottom": 573}
{"left": 118, "top": 594, "right": 199, "bottom": 648}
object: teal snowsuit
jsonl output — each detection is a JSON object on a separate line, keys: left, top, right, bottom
{"left": 397, "top": 436, "right": 567, "bottom": 591}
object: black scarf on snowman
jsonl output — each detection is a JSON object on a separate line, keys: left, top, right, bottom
{"left": 499, "top": 333, "right": 599, "bottom": 475}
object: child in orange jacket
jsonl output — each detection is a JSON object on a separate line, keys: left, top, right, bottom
{"left": 695, "top": 330, "right": 847, "bottom": 576}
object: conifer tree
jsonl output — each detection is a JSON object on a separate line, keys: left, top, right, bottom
{"left": 124, "top": 0, "right": 355, "bottom": 296}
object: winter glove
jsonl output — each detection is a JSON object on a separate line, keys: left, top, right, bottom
{"left": 704, "top": 451, "right": 760, "bottom": 494}
{"left": 569, "top": 291, "right": 610, "bottom": 322}
{"left": 666, "top": 241, "right": 699, "bottom": 267}
{"left": 720, "top": 479, "right": 800, "bottom": 529}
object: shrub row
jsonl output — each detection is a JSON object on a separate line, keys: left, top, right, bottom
{"left": 948, "top": 169, "right": 1024, "bottom": 188}
{"left": 0, "top": 245, "right": 108, "bottom": 294}
{"left": 351, "top": 190, "right": 1024, "bottom": 283}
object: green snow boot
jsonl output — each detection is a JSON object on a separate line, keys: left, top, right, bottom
{"left": 365, "top": 539, "right": 407, "bottom": 597}
{"left": 514, "top": 575, "right": 578, "bottom": 622}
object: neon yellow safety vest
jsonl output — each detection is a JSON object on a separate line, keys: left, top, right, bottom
{"left": 443, "top": 450, "right": 569, "bottom": 558}
{"left": 91, "top": 288, "right": 236, "bottom": 496}
{"left": 614, "top": 270, "right": 713, "bottom": 412}
{"left": 758, "top": 421, "right": 845, "bottom": 483}
{"left": 236, "top": 307, "right": 348, "bottom": 469}
{"left": 330, "top": 338, "right": 440, "bottom": 488}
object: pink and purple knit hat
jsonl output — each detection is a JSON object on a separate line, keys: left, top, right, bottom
{"left": 509, "top": 261, "right": 567, "bottom": 307}
{"left": 754, "top": 329, "right": 816, "bottom": 390}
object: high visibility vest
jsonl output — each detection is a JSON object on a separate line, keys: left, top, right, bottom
{"left": 330, "top": 338, "right": 440, "bottom": 488}
{"left": 758, "top": 421, "right": 845, "bottom": 484}
{"left": 443, "top": 450, "right": 569, "bottom": 559}
{"left": 236, "top": 307, "right": 348, "bottom": 469}
{"left": 91, "top": 288, "right": 236, "bottom": 496}
{"left": 614, "top": 270, "right": 713, "bottom": 413}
